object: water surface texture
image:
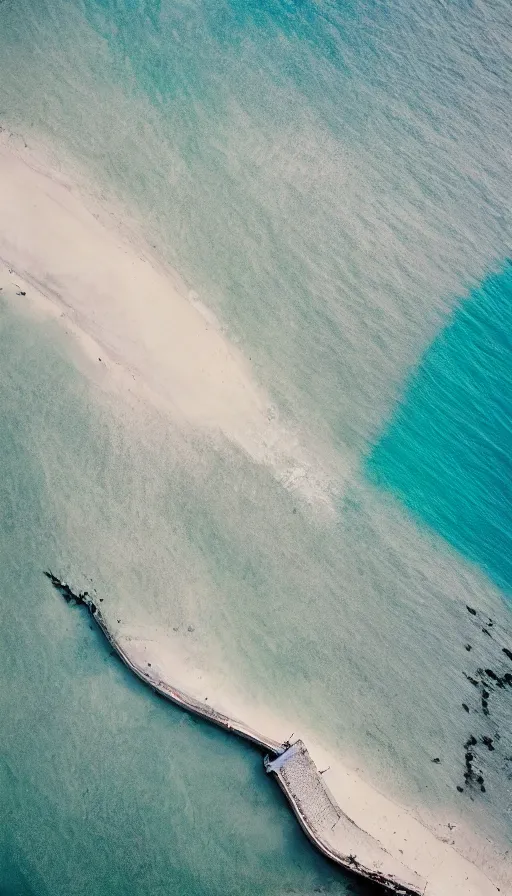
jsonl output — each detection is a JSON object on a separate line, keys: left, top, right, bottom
{"left": 368, "top": 262, "right": 512, "bottom": 596}
{"left": 1, "top": 1, "right": 511, "bottom": 894}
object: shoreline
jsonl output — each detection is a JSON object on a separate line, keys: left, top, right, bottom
{"left": 44, "top": 573, "right": 283, "bottom": 757}
{"left": 43, "top": 573, "right": 505, "bottom": 896}
{"left": 44, "top": 571, "right": 424, "bottom": 896}
{"left": 0, "top": 130, "right": 507, "bottom": 895}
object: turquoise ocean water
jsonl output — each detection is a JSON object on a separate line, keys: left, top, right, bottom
{"left": 368, "top": 262, "right": 512, "bottom": 597}
{"left": 1, "top": 1, "right": 512, "bottom": 893}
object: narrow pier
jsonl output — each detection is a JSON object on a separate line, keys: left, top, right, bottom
{"left": 265, "top": 743, "right": 423, "bottom": 895}
{"left": 45, "top": 572, "right": 424, "bottom": 896}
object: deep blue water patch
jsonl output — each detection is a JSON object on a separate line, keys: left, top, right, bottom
{"left": 367, "top": 261, "right": 512, "bottom": 596}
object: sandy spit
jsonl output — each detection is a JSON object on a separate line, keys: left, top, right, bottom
{"left": 0, "top": 130, "right": 341, "bottom": 510}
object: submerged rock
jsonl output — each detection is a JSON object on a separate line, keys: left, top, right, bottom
{"left": 464, "top": 674, "right": 479, "bottom": 687}
{"left": 44, "top": 570, "right": 96, "bottom": 616}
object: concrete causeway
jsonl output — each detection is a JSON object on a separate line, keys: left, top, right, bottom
{"left": 45, "top": 571, "right": 424, "bottom": 896}
{"left": 265, "top": 742, "right": 423, "bottom": 895}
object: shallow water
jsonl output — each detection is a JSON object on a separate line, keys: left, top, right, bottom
{"left": 0, "top": 310, "right": 363, "bottom": 896}
{"left": 1, "top": 0, "right": 511, "bottom": 892}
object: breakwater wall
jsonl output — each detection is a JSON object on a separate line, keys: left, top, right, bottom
{"left": 44, "top": 571, "right": 281, "bottom": 755}
{"left": 265, "top": 743, "right": 423, "bottom": 896}
{"left": 45, "top": 571, "right": 424, "bottom": 896}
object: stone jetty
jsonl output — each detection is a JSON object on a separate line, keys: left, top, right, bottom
{"left": 45, "top": 571, "right": 424, "bottom": 895}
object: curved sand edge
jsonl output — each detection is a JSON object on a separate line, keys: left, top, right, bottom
{"left": 45, "top": 572, "right": 424, "bottom": 896}
{"left": 45, "top": 573, "right": 506, "bottom": 896}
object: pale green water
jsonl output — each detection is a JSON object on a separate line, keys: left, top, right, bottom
{"left": 1, "top": 0, "right": 511, "bottom": 892}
